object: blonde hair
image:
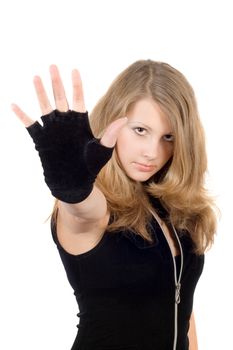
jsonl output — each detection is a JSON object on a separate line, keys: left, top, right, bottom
{"left": 50, "top": 60, "right": 218, "bottom": 254}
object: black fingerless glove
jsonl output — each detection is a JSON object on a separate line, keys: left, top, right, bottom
{"left": 26, "top": 110, "right": 113, "bottom": 203}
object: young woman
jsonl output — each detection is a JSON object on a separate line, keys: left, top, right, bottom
{"left": 12, "top": 60, "right": 217, "bottom": 350}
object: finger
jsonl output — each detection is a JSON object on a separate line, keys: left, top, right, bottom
{"left": 33, "top": 76, "right": 53, "bottom": 115}
{"left": 72, "top": 69, "right": 86, "bottom": 112}
{"left": 11, "top": 103, "right": 36, "bottom": 127}
{"left": 100, "top": 117, "right": 128, "bottom": 148}
{"left": 50, "top": 64, "right": 69, "bottom": 112}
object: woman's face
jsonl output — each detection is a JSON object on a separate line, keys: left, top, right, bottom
{"left": 116, "top": 98, "right": 174, "bottom": 182}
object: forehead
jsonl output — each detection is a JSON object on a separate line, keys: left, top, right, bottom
{"left": 127, "top": 98, "right": 172, "bottom": 131}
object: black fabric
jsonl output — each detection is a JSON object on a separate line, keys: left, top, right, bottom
{"left": 26, "top": 110, "right": 114, "bottom": 203}
{"left": 50, "top": 207, "right": 204, "bottom": 350}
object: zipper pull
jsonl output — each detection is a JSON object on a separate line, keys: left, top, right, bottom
{"left": 175, "top": 282, "right": 181, "bottom": 304}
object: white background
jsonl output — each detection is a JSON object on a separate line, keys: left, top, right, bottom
{"left": 0, "top": 0, "right": 232, "bottom": 349}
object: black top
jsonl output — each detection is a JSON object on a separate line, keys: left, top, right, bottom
{"left": 50, "top": 204, "right": 204, "bottom": 350}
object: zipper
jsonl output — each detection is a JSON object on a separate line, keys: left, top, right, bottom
{"left": 171, "top": 223, "right": 184, "bottom": 350}
{"left": 149, "top": 209, "right": 184, "bottom": 350}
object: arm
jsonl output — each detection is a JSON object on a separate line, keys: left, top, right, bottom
{"left": 59, "top": 184, "right": 107, "bottom": 221}
{"left": 56, "top": 186, "right": 111, "bottom": 255}
{"left": 188, "top": 311, "right": 198, "bottom": 350}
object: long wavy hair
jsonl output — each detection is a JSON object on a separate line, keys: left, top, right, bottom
{"left": 50, "top": 60, "right": 218, "bottom": 254}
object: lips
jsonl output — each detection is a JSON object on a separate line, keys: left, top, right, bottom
{"left": 133, "top": 162, "right": 156, "bottom": 172}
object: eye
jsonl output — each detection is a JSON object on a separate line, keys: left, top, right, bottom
{"left": 133, "top": 127, "right": 147, "bottom": 136}
{"left": 163, "top": 134, "right": 174, "bottom": 142}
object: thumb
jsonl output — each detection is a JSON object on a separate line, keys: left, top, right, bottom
{"left": 100, "top": 117, "right": 128, "bottom": 148}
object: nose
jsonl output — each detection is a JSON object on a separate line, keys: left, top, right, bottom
{"left": 142, "top": 138, "right": 160, "bottom": 160}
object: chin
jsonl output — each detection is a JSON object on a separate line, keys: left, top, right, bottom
{"left": 127, "top": 172, "right": 155, "bottom": 182}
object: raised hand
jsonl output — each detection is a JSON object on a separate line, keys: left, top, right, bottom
{"left": 12, "top": 65, "right": 127, "bottom": 203}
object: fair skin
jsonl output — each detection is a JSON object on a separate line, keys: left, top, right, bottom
{"left": 116, "top": 98, "right": 174, "bottom": 182}
{"left": 12, "top": 65, "right": 198, "bottom": 349}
